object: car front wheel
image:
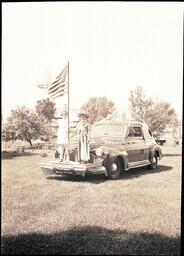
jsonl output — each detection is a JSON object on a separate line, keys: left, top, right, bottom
{"left": 106, "top": 158, "right": 121, "bottom": 180}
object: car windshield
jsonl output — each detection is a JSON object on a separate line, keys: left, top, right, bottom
{"left": 91, "top": 123, "right": 127, "bottom": 138}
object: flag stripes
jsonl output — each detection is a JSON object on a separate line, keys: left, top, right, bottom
{"left": 48, "top": 82, "right": 66, "bottom": 94}
{"left": 48, "top": 64, "right": 68, "bottom": 100}
{"left": 51, "top": 88, "right": 68, "bottom": 100}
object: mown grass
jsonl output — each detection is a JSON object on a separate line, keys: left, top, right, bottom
{"left": 1, "top": 146, "right": 181, "bottom": 255}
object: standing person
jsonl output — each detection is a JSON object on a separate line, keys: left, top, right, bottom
{"left": 57, "top": 111, "right": 69, "bottom": 161}
{"left": 77, "top": 111, "right": 90, "bottom": 163}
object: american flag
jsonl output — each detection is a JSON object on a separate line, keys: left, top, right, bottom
{"left": 48, "top": 64, "right": 68, "bottom": 100}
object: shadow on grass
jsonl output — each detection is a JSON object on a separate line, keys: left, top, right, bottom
{"left": 122, "top": 164, "right": 173, "bottom": 180}
{"left": 1, "top": 151, "right": 39, "bottom": 160}
{"left": 1, "top": 226, "right": 180, "bottom": 255}
{"left": 47, "top": 174, "right": 106, "bottom": 184}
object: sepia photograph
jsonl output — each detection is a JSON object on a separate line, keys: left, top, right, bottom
{"left": 1, "top": 2, "right": 183, "bottom": 255}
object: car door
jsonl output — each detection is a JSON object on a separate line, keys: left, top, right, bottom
{"left": 142, "top": 127, "right": 154, "bottom": 161}
{"left": 126, "top": 125, "right": 146, "bottom": 163}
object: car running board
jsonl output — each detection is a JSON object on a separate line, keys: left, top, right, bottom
{"left": 127, "top": 160, "right": 150, "bottom": 170}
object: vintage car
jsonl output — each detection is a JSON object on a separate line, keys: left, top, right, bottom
{"left": 40, "top": 120, "right": 163, "bottom": 180}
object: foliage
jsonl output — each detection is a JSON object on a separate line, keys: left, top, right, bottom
{"left": 129, "top": 86, "right": 178, "bottom": 136}
{"left": 80, "top": 97, "right": 115, "bottom": 124}
{"left": 35, "top": 98, "right": 56, "bottom": 122}
{"left": 2, "top": 106, "right": 52, "bottom": 146}
{"left": 129, "top": 87, "right": 154, "bottom": 121}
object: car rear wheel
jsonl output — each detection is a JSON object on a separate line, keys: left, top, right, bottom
{"left": 148, "top": 154, "right": 158, "bottom": 170}
{"left": 106, "top": 158, "right": 121, "bottom": 180}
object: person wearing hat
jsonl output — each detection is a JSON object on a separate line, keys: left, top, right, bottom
{"left": 77, "top": 111, "right": 90, "bottom": 163}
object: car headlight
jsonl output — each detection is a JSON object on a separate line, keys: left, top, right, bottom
{"left": 95, "top": 148, "right": 103, "bottom": 157}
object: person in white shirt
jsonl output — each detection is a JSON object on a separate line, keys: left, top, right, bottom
{"left": 57, "top": 111, "right": 69, "bottom": 161}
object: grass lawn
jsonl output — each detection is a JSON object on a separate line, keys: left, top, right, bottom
{"left": 1, "top": 145, "right": 181, "bottom": 255}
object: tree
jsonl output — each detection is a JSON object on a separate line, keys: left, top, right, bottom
{"left": 35, "top": 98, "right": 56, "bottom": 122}
{"left": 2, "top": 106, "right": 51, "bottom": 146}
{"left": 80, "top": 97, "right": 115, "bottom": 124}
{"left": 129, "top": 86, "right": 154, "bottom": 122}
{"left": 129, "top": 86, "right": 178, "bottom": 136}
{"left": 146, "top": 101, "right": 178, "bottom": 136}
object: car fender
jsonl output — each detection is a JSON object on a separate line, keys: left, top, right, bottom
{"left": 103, "top": 151, "right": 128, "bottom": 170}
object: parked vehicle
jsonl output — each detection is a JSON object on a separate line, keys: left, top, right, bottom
{"left": 155, "top": 138, "right": 166, "bottom": 146}
{"left": 40, "top": 120, "right": 163, "bottom": 179}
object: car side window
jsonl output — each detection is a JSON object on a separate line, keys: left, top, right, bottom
{"left": 127, "top": 128, "right": 134, "bottom": 137}
{"left": 127, "top": 127, "right": 143, "bottom": 138}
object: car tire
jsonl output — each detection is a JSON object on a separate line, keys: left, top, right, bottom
{"left": 148, "top": 154, "right": 158, "bottom": 170}
{"left": 106, "top": 158, "right": 121, "bottom": 180}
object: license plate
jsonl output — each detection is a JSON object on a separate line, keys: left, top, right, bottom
{"left": 55, "top": 169, "right": 73, "bottom": 174}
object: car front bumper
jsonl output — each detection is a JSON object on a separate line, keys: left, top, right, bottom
{"left": 40, "top": 159, "right": 107, "bottom": 177}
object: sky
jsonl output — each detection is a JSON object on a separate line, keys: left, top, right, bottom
{"left": 2, "top": 2, "right": 183, "bottom": 121}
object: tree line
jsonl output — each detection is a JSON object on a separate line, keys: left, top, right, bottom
{"left": 2, "top": 86, "right": 178, "bottom": 146}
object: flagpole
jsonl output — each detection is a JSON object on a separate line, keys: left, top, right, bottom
{"left": 67, "top": 61, "right": 70, "bottom": 156}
